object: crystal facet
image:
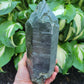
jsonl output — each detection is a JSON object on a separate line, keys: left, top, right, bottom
{"left": 25, "top": 0, "right": 59, "bottom": 83}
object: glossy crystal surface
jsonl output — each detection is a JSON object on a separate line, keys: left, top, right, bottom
{"left": 25, "top": 0, "right": 59, "bottom": 83}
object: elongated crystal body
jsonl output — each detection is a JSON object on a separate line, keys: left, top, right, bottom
{"left": 25, "top": 0, "right": 59, "bottom": 83}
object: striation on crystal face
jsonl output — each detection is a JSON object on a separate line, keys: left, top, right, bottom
{"left": 25, "top": 0, "right": 59, "bottom": 83}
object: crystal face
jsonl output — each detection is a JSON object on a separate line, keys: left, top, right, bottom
{"left": 25, "top": 0, "right": 59, "bottom": 83}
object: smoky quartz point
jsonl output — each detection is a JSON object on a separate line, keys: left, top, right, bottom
{"left": 25, "top": 0, "right": 59, "bottom": 83}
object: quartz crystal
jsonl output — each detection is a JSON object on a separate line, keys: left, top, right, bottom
{"left": 25, "top": 0, "right": 59, "bottom": 83}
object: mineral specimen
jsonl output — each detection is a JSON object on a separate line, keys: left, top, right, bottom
{"left": 25, "top": 0, "right": 59, "bottom": 83}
